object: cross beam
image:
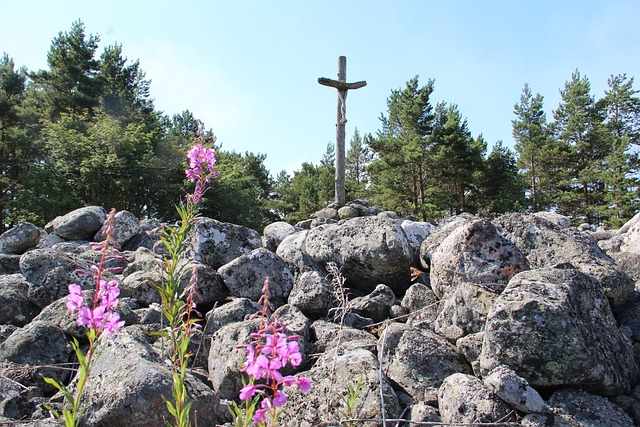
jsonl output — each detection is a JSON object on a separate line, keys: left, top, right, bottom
{"left": 318, "top": 56, "right": 366, "bottom": 206}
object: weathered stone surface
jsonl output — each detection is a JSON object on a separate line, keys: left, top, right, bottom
{"left": 456, "top": 331, "right": 484, "bottom": 376}
{"left": 309, "top": 320, "right": 377, "bottom": 353}
{"left": 430, "top": 218, "right": 529, "bottom": 298}
{"left": 203, "top": 297, "right": 260, "bottom": 336}
{"left": 532, "top": 211, "right": 571, "bottom": 228}
{"left": 337, "top": 205, "right": 359, "bottom": 220}
{"left": 82, "top": 329, "right": 220, "bottom": 426}
{"left": 434, "top": 281, "right": 499, "bottom": 341}
{"left": 609, "top": 251, "right": 640, "bottom": 282}
{"left": 120, "top": 268, "right": 164, "bottom": 305}
{"left": 0, "top": 322, "right": 71, "bottom": 390}
{"left": 480, "top": 266, "right": 639, "bottom": 395}
{"left": 547, "top": 388, "right": 634, "bottom": 427}
{"left": 0, "top": 274, "right": 40, "bottom": 326}
{"left": 438, "top": 373, "right": 516, "bottom": 425}
{"left": 20, "top": 248, "right": 95, "bottom": 308}
{"left": 494, "top": 212, "right": 634, "bottom": 306}
{"left": 401, "top": 283, "right": 438, "bottom": 329}
{"left": 305, "top": 216, "right": 412, "bottom": 294}
{"left": 177, "top": 261, "right": 229, "bottom": 305}
{"left": 419, "top": 213, "right": 476, "bottom": 270}
{"left": 218, "top": 247, "right": 293, "bottom": 305}
{"left": 312, "top": 207, "right": 339, "bottom": 221}
{"left": 275, "top": 230, "right": 314, "bottom": 272}
{"left": 0, "top": 254, "right": 20, "bottom": 275}
{"left": 0, "top": 223, "right": 41, "bottom": 255}
{"left": 349, "top": 283, "right": 396, "bottom": 323}
{"left": 261, "top": 221, "right": 296, "bottom": 251}
{"left": 190, "top": 217, "right": 261, "bottom": 269}
{"left": 44, "top": 206, "right": 106, "bottom": 241}
{"left": 94, "top": 209, "right": 141, "bottom": 246}
{"left": 208, "top": 318, "right": 261, "bottom": 400}
{"left": 276, "top": 347, "right": 401, "bottom": 427}
{"left": 287, "top": 269, "right": 336, "bottom": 318}
{"left": 378, "top": 322, "right": 472, "bottom": 403}
{"left": 483, "top": 364, "right": 545, "bottom": 413}
{"left": 621, "top": 219, "right": 640, "bottom": 255}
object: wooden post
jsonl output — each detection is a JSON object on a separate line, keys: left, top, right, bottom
{"left": 318, "top": 56, "right": 366, "bottom": 206}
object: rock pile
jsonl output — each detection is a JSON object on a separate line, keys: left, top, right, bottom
{"left": 0, "top": 204, "right": 639, "bottom": 426}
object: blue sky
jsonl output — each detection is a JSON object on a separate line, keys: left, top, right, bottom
{"left": 3, "top": 1, "right": 640, "bottom": 175}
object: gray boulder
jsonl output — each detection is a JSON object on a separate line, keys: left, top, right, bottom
{"left": 494, "top": 212, "right": 634, "bottom": 306}
{"left": 287, "top": 269, "right": 336, "bottom": 318}
{"left": 217, "top": 247, "right": 293, "bottom": 306}
{"left": 261, "top": 221, "right": 296, "bottom": 252}
{"left": 434, "top": 281, "right": 500, "bottom": 342}
{"left": 456, "top": 331, "right": 484, "bottom": 376}
{"left": 44, "top": 206, "right": 106, "bottom": 241}
{"left": 120, "top": 269, "right": 164, "bottom": 305}
{"left": 483, "top": 364, "right": 545, "bottom": 414}
{"left": 430, "top": 218, "right": 529, "bottom": 299}
{"left": 276, "top": 347, "right": 401, "bottom": 427}
{"left": 0, "top": 322, "right": 71, "bottom": 391}
{"left": 0, "top": 274, "right": 40, "bottom": 326}
{"left": 438, "top": 373, "right": 516, "bottom": 425}
{"left": 0, "top": 223, "right": 41, "bottom": 255}
{"left": 0, "top": 254, "right": 20, "bottom": 275}
{"left": 480, "top": 266, "right": 639, "bottom": 395}
{"left": 203, "top": 297, "right": 260, "bottom": 336}
{"left": 349, "top": 283, "right": 396, "bottom": 323}
{"left": 20, "top": 248, "right": 96, "bottom": 308}
{"left": 401, "top": 283, "right": 438, "bottom": 329}
{"left": 378, "top": 322, "right": 472, "bottom": 403}
{"left": 94, "top": 210, "right": 141, "bottom": 246}
{"left": 190, "top": 217, "right": 261, "bottom": 269}
{"left": 309, "top": 319, "right": 377, "bottom": 353}
{"left": 81, "top": 329, "right": 219, "bottom": 426}
{"left": 305, "top": 216, "right": 412, "bottom": 294}
{"left": 621, "top": 219, "right": 640, "bottom": 255}
{"left": 275, "top": 230, "right": 315, "bottom": 272}
{"left": 177, "top": 261, "right": 228, "bottom": 306}
{"left": 546, "top": 388, "right": 634, "bottom": 427}
{"left": 419, "top": 213, "right": 476, "bottom": 270}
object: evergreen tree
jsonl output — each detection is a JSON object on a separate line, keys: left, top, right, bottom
{"left": 552, "top": 70, "right": 610, "bottom": 224}
{"left": 0, "top": 53, "right": 34, "bottom": 230}
{"left": 345, "top": 128, "right": 372, "bottom": 200}
{"left": 31, "top": 20, "right": 101, "bottom": 120}
{"left": 429, "top": 102, "right": 486, "bottom": 216}
{"left": 599, "top": 74, "right": 640, "bottom": 226}
{"left": 368, "top": 76, "right": 435, "bottom": 220}
{"left": 476, "top": 141, "right": 526, "bottom": 216}
{"left": 318, "top": 141, "right": 336, "bottom": 205}
{"left": 512, "top": 83, "right": 554, "bottom": 211}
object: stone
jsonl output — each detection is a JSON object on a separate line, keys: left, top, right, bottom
{"left": 190, "top": 217, "right": 261, "bottom": 269}
{"left": 81, "top": 329, "right": 220, "bottom": 426}
{"left": 430, "top": 218, "right": 529, "bottom": 298}
{"left": 120, "top": 269, "right": 164, "bottom": 305}
{"left": 217, "top": 247, "right": 293, "bottom": 306}
{"left": 0, "top": 254, "right": 20, "bottom": 275}
{"left": 621, "top": 219, "right": 640, "bottom": 255}
{"left": 456, "top": 331, "right": 484, "bottom": 376}
{"left": 312, "top": 207, "right": 339, "bottom": 221}
{"left": 287, "top": 270, "right": 337, "bottom": 318}
{"left": 418, "top": 213, "right": 476, "bottom": 270}
{"left": 203, "top": 297, "right": 260, "bottom": 336}
{"left": 434, "top": 281, "right": 499, "bottom": 341}
{"left": 305, "top": 216, "right": 412, "bottom": 294}
{"left": 348, "top": 283, "right": 396, "bottom": 323}
{"left": 337, "top": 205, "right": 359, "bottom": 220}
{"left": 547, "top": 388, "right": 634, "bottom": 427}
{"left": 480, "top": 266, "right": 639, "bottom": 395}
{"left": 261, "top": 221, "right": 296, "bottom": 252}
{"left": 0, "top": 274, "right": 40, "bottom": 326}
{"left": 94, "top": 210, "right": 141, "bottom": 246}
{"left": 44, "top": 206, "right": 106, "bottom": 241}
{"left": 494, "top": 212, "right": 634, "bottom": 307}
{"left": 276, "top": 347, "right": 401, "bottom": 427}
{"left": 0, "top": 322, "right": 71, "bottom": 391}
{"left": 483, "top": 364, "right": 546, "bottom": 413}
{"left": 0, "top": 223, "right": 41, "bottom": 255}
{"left": 309, "top": 320, "right": 377, "bottom": 353}
{"left": 401, "top": 283, "right": 438, "bottom": 329}
{"left": 438, "top": 373, "right": 516, "bottom": 424}
{"left": 378, "top": 322, "right": 472, "bottom": 404}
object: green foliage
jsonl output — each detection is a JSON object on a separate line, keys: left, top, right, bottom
{"left": 345, "top": 128, "right": 372, "bottom": 201}
{"left": 475, "top": 142, "right": 526, "bottom": 216}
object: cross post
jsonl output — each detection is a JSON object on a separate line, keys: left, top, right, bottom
{"left": 318, "top": 56, "right": 366, "bottom": 206}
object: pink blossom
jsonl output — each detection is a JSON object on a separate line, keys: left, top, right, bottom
{"left": 272, "top": 390, "right": 287, "bottom": 407}
{"left": 296, "top": 377, "right": 312, "bottom": 393}
{"left": 252, "top": 409, "right": 266, "bottom": 424}
{"left": 66, "top": 284, "right": 84, "bottom": 311}
{"left": 239, "top": 384, "right": 257, "bottom": 401}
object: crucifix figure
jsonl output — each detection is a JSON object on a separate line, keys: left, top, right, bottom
{"left": 318, "top": 56, "right": 366, "bottom": 206}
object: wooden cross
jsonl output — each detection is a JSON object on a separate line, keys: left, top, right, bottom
{"left": 318, "top": 56, "right": 366, "bottom": 206}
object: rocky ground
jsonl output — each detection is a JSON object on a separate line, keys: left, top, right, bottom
{"left": 0, "top": 203, "right": 639, "bottom": 426}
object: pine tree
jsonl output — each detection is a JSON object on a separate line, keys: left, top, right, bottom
{"left": 31, "top": 20, "right": 101, "bottom": 120}
{"left": 345, "top": 128, "right": 372, "bottom": 201}
{"left": 512, "top": 83, "right": 554, "bottom": 211}
{"left": 552, "top": 70, "right": 610, "bottom": 224}
{"left": 368, "top": 76, "right": 435, "bottom": 220}
{"left": 599, "top": 74, "right": 640, "bottom": 226}
{"left": 476, "top": 141, "right": 526, "bottom": 216}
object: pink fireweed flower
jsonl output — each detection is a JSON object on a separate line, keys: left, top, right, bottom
{"left": 272, "top": 390, "right": 287, "bottom": 408}
{"left": 296, "top": 376, "right": 312, "bottom": 393}
{"left": 252, "top": 409, "right": 266, "bottom": 424}
{"left": 66, "top": 284, "right": 84, "bottom": 311}
{"left": 239, "top": 384, "right": 258, "bottom": 401}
